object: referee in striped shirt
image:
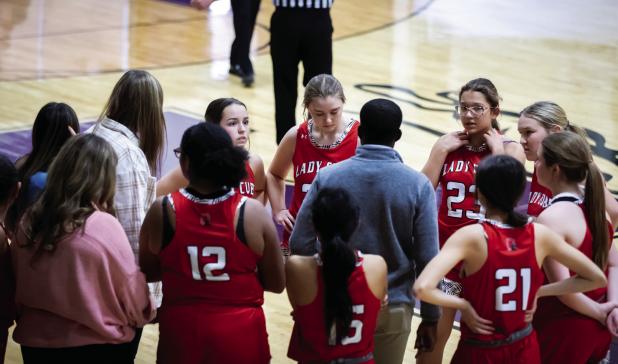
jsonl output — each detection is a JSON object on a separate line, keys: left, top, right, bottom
{"left": 270, "top": 0, "right": 334, "bottom": 144}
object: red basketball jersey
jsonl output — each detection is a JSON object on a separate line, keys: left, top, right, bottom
{"left": 160, "top": 189, "right": 263, "bottom": 307}
{"left": 535, "top": 202, "right": 612, "bottom": 318}
{"left": 290, "top": 119, "right": 359, "bottom": 217}
{"left": 533, "top": 201, "right": 612, "bottom": 364}
{"left": 527, "top": 168, "right": 552, "bottom": 217}
{"left": 288, "top": 253, "right": 380, "bottom": 363}
{"left": 238, "top": 160, "right": 256, "bottom": 198}
{"left": 460, "top": 221, "right": 544, "bottom": 343}
{"left": 438, "top": 145, "right": 490, "bottom": 247}
{"left": 282, "top": 119, "right": 358, "bottom": 250}
{"left": 157, "top": 189, "right": 270, "bottom": 364}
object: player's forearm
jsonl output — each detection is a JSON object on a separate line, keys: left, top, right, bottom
{"left": 538, "top": 277, "right": 607, "bottom": 321}
{"left": 421, "top": 146, "right": 448, "bottom": 189}
{"left": 415, "top": 286, "right": 468, "bottom": 312}
{"left": 607, "top": 266, "right": 618, "bottom": 303}
{"left": 265, "top": 172, "right": 286, "bottom": 213}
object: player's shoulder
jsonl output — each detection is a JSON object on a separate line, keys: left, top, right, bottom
{"left": 241, "top": 196, "right": 266, "bottom": 215}
{"left": 361, "top": 253, "right": 387, "bottom": 280}
{"left": 537, "top": 202, "right": 581, "bottom": 226}
{"left": 285, "top": 255, "right": 318, "bottom": 288}
{"left": 449, "top": 223, "right": 486, "bottom": 248}
{"left": 531, "top": 221, "right": 555, "bottom": 238}
{"left": 248, "top": 152, "right": 263, "bottom": 168}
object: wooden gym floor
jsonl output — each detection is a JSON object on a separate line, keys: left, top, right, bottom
{"left": 1, "top": 0, "right": 617, "bottom": 362}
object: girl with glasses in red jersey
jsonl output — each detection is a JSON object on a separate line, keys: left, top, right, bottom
{"left": 418, "top": 78, "right": 525, "bottom": 364}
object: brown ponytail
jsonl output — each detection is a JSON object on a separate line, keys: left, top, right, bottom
{"left": 584, "top": 161, "right": 609, "bottom": 269}
{"left": 542, "top": 132, "right": 609, "bottom": 268}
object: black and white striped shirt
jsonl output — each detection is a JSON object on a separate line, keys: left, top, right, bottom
{"left": 273, "top": 0, "right": 333, "bottom": 8}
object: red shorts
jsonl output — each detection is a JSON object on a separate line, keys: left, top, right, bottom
{"left": 452, "top": 330, "right": 540, "bottom": 364}
{"left": 157, "top": 305, "right": 270, "bottom": 364}
{"left": 534, "top": 312, "right": 611, "bottom": 363}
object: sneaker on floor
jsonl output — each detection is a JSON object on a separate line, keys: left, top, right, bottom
{"left": 229, "top": 64, "right": 254, "bottom": 87}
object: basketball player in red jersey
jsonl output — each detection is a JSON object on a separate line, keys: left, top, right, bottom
{"left": 418, "top": 78, "right": 525, "bottom": 364}
{"left": 139, "top": 123, "right": 285, "bottom": 364}
{"left": 517, "top": 101, "right": 618, "bottom": 219}
{"left": 287, "top": 188, "right": 387, "bottom": 363}
{"left": 414, "top": 155, "right": 607, "bottom": 364}
{"left": 267, "top": 74, "right": 359, "bottom": 255}
{"left": 532, "top": 132, "right": 618, "bottom": 363}
{"left": 156, "top": 98, "right": 267, "bottom": 203}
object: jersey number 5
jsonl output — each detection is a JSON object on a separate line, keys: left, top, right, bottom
{"left": 187, "top": 246, "right": 230, "bottom": 281}
{"left": 329, "top": 305, "right": 364, "bottom": 346}
{"left": 495, "top": 268, "right": 531, "bottom": 311}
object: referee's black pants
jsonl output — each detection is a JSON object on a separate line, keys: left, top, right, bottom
{"left": 270, "top": 7, "right": 333, "bottom": 144}
{"left": 230, "top": 0, "right": 261, "bottom": 74}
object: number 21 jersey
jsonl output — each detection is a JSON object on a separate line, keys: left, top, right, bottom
{"left": 460, "top": 221, "right": 544, "bottom": 342}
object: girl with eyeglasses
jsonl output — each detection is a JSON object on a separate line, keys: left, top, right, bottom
{"left": 532, "top": 132, "right": 618, "bottom": 363}
{"left": 156, "top": 98, "right": 267, "bottom": 204}
{"left": 418, "top": 78, "right": 525, "bottom": 364}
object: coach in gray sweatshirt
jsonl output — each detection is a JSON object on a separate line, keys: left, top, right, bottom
{"left": 289, "top": 98, "right": 440, "bottom": 364}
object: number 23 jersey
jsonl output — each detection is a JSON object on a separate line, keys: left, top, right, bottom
{"left": 438, "top": 145, "right": 489, "bottom": 246}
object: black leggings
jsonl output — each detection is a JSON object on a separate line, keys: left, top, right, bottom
{"left": 21, "top": 327, "right": 143, "bottom": 364}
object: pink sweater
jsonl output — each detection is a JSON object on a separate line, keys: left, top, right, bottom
{"left": 11, "top": 211, "right": 155, "bottom": 348}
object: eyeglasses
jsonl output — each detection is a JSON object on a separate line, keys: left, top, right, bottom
{"left": 173, "top": 147, "right": 182, "bottom": 159}
{"left": 455, "top": 105, "right": 494, "bottom": 116}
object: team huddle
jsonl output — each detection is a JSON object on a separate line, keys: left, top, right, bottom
{"left": 0, "top": 70, "right": 616, "bottom": 364}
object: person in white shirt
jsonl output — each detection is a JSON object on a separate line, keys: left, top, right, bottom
{"left": 87, "top": 69, "right": 166, "bottom": 360}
